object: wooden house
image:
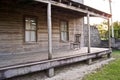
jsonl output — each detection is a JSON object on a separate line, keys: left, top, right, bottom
{"left": 0, "top": 0, "right": 112, "bottom": 79}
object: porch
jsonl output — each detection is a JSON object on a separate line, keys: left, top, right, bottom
{"left": 0, "top": 0, "right": 112, "bottom": 79}
{"left": 0, "top": 47, "right": 110, "bottom": 68}
{"left": 0, "top": 47, "right": 111, "bottom": 79}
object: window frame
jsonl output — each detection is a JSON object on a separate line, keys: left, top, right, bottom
{"left": 23, "top": 16, "right": 38, "bottom": 43}
{"left": 60, "top": 20, "right": 69, "bottom": 42}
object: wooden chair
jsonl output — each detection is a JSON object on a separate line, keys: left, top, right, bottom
{"left": 70, "top": 34, "right": 81, "bottom": 49}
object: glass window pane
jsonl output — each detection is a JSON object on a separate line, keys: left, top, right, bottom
{"left": 25, "top": 31, "right": 30, "bottom": 42}
{"left": 64, "top": 32, "right": 67, "bottom": 41}
{"left": 25, "top": 31, "right": 36, "bottom": 42}
{"left": 64, "top": 25, "right": 67, "bottom": 31}
{"left": 25, "top": 17, "right": 36, "bottom": 30}
{"left": 61, "top": 26, "right": 64, "bottom": 31}
{"left": 61, "top": 32, "right": 67, "bottom": 41}
{"left": 30, "top": 18, "right": 36, "bottom": 22}
{"left": 61, "top": 32, "right": 65, "bottom": 41}
{"left": 31, "top": 22, "right": 36, "bottom": 26}
{"left": 61, "top": 22, "right": 65, "bottom": 31}
{"left": 31, "top": 25, "right": 36, "bottom": 30}
{"left": 60, "top": 21, "right": 68, "bottom": 41}
{"left": 25, "top": 17, "right": 37, "bottom": 42}
{"left": 30, "top": 31, "right": 36, "bottom": 41}
{"left": 61, "top": 21, "right": 68, "bottom": 31}
{"left": 64, "top": 22, "right": 67, "bottom": 31}
{"left": 30, "top": 19, "right": 36, "bottom": 30}
{"left": 25, "top": 18, "right": 31, "bottom": 30}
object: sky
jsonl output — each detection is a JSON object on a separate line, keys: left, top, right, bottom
{"left": 84, "top": 0, "right": 120, "bottom": 24}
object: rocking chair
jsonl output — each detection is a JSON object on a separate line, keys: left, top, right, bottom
{"left": 70, "top": 34, "right": 81, "bottom": 49}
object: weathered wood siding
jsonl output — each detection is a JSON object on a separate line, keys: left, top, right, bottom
{"left": 0, "top": 1, "right": 84, "bottom": 54}
{"left": 71, "top": 0, "right": 84, "bottom": 4}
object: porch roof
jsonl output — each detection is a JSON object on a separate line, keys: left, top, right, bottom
{"left": 35, "top": 0, "right": 111, "bottom": 19}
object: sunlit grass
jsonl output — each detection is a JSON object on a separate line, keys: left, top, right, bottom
{"left": 83, "top": 50, "right": 120, "bottom": 80}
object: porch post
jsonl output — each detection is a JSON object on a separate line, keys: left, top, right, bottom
{"left": 109, "top": 0, "right": 115, "bottom": 48}
{"left": 47, "top": 2, "right": 54, "bottom": 77}
{"left": 108, "top": 19, "right": 111, "bottom": 49}
{"left": 108, "top": 18, "right": 112, "bottom": 58}
{"left": 87, "top": 12, "right": 91, "bottom": 53}
{"left": 47, "top": 3, "right": 52, "bottom": 60}
{"left": 86, "top": 12, "right": 92, "bottom": 64}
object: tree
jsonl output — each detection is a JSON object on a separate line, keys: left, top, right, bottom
{"left": 113, "top": 21, "right": 120, "bottom": 39}
{"left": 96, "top": 21, "right": 108, "bottom": 40}
{"left": 94, "top": 21, "right": 120, "bottom": 40}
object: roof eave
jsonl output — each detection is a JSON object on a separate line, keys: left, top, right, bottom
{"left": 35, "top": 0, "right": 111, "bottom": 19}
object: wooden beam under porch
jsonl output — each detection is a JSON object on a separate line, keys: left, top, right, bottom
{"left": 0, "top": 47, "right": 111, "bottom": 79}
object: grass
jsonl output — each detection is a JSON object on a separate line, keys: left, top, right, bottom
{"left": 83, "top": 50, "right": 120, "bottom": 80}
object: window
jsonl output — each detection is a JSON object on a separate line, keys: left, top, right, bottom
{"left": 60, "top": 21, "right": 69, "bottom": 42}
{"left": 25, "top": 17, "right": 37, "bottom": 42}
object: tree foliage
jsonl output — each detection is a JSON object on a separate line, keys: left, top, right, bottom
{"left": 95, "top": 21, "right": 120, "bottom": 40}
{"left": 96, "top": 21, "right": 108, "bottom": 40}
{"left": 113, "top": 21, "right": 120, "bottom": 39}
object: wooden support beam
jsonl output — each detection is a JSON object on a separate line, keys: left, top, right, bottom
{"left": 35, "top": 0, "right": 49, "bottom": 4}
{"left": 47, "top": 68, "right": 54, "bottom": 77}
{"left": 109, "top": 0, "right": 114, "bottom": 38}
{"left": 51, "top": 1, "right": 110, "bottom": 19}
{"left": 35, "top": 0, "right": 110, "bottom": 19}
{"left": 78, "top": 5, "right": 80, "bottom": 8}
{"left": 59, "top": 0, "right": 62, "bottom": 2}
{"left": 69, "top": 2, "right": 72, "bottom": 6}
{"left": 0, "top": 49, "right": 110, "bottom": 79}
{"left": 47, "top": 2, "right": 54, "bottom": 77}
{"left": 47, "top": 2, "right": 52, "bottom": 60}
{"left": 108, "top": 19, "right": 112, "bottom": 58}
{"left": 62, "top": 0, "right": 69, "bottom": 2}
{"left": 87, "top": 12, "right": 91, "bottom": 53}
{"left": 87, "top": 58, "right": 92, "bottom": 65}
{"left": 108, "top": 19, "right": 111, "bottom": 49}
{"left": 107, "top": 52, "right": 111, "bottom": 58}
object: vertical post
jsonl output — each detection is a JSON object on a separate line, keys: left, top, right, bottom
{"left": 47, "top": 2, "right": 54, "bottom": 77}
{"left": 87, "top": 58, "right": 92, "bottom": 65}
{"left": 108, "top": 19, "right": 111, "bottom": 49}
{"left": 47, "top": 2, "right": 52, "bottom": 60}
{"left": 59, "top": 0, "right": 62, "bottom": 2}
{"left": 109, "top": 0, "right": 114, "bottom": 38}
{"left": 109, "top": 0, "right": 115, "bottom": 47}
{"left": 87, "top": 12, "right": 91, "bottom": 53}
{"left": 108, "top": 19, "right": 111, "bottom": 58}
{"left": 86, "top": 12, "right": 92, "bottom": 64}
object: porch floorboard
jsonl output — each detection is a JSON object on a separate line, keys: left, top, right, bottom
{"left": 0, "top": 47, "right": 109, "bottom": 68}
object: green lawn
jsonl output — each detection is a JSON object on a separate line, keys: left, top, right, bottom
{"left": 83, "top": 50, "right": 120, "bottom": 80}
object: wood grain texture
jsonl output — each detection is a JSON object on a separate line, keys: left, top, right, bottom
{"left": 0, "top": 1, "right": 84, "bottom": 54}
